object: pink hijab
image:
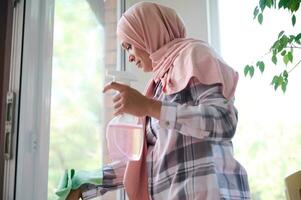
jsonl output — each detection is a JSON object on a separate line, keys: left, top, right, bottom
{"left": 116, "top": 2, "right": 238, "bottom": 199}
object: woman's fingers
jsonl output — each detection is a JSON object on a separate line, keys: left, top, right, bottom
{"left": 113, "top": 93, "right": 122, "bottom": 102}
{"left": 113, "top": 102, "right": 124, "bottom": 116}
{"left": 113, "top": 108, "right": 123, "bottom": 116}
{"left": 103, "top": 82, "right": 149, "bottom": 117}
{"left": 113, "top": 98, "right": 125, "bottom": 115}
{"left": 113, "top": 100, "right": 123, "bottom": 110}
{"left": 103, "top": 81, "right": 128, "bottom": 93}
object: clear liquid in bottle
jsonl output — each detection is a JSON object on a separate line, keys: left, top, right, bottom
{"left": 106, "top": 116, "right": 143, "bottom": 161}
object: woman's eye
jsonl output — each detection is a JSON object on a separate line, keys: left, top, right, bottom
{"left": 126, "top": 44, "right": 132, "bottom": 50}
{"left": 122, "top": 43, "right": 132, "bottom": 51}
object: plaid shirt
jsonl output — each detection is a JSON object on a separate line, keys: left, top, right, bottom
{"left": 82, "top": 78, "right": 250, "bottom": 200}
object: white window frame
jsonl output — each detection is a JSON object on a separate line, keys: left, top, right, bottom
{"left": 206, "top": 0, "right": 220, "bottom": 53}
{"left": 14, "top": 0, "right": 55, "bottom": 199}
{"left": 2, "top": 0, "right": 25, "bottom": 199}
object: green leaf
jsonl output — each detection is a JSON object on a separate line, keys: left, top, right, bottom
{"left": 278, "top": 0, "right": 283, "bottom": 8}
{"left": 271, "top": 40, "right": 278, "bottom": 50}
{"left": 279, "top": 35, "right": 289, "bottom": 51}
{"left": 258, "top": 13, "right": 263, "bottom": 24}
{"left": 271, "top": 75, "right": 279, "bottom": 90}
{"left": 259, "top": 0, "right": 267, "bottom": 11}
{"left": 295, "top": 33, "right": 301, "bottom": 44}
{"left": 278, "top": 31, "right": 285, "bottom": 39}
{"left": 249, "top": 65, "right": 255, "bottom": 77}
{"left": 289, "top": 35, "right": 295, "bottom": 43}
{"left": 292, "top": 14, "right": 296, "bottom": 26}
{"left": 271, "top": 36, "right": 288, "bottom": 54}
{"left": 278, "top": 0, "right": 288, "bottom": 9}
{"left": 281, "top": 50, "right": 287, "bottom": 56}
{"left": 281, "top": 81, "right": 287, "bottom": 93}
{"left": 271, "top": 75, "right": 278, "bottom": 85}
{"left": 278, "top": 75, "right": 283, "bottom": 85}
{"left": 287, "top": 51, "right": 293, "bottom": 63}
{"left": 283, "top": 70, "right": 288, "bottom": 79}
{"left": 272, "top": 55, "right": 277, "bottom": 65}
{"left": 281, "top": 72, "right": 289, "bottom": 93}
{"left": 283, "top": 51, "right": 293, "bottom": 65}
{"left": 271, "top": 35, "right": 289, "bottom": 54}
{"left": 266, "top": 0, "right": 273, "bottom": 8}
{"left": 283, "top": 54, "right": 290, "bottom": 65}
{"left": 256, "top": 61, "right": 265, "bottom": 73}
{"left": 290, "top": 0, "right": 300, "bottom": 12}
{"left": 253, "top": 6, "right": 259, "bottom": 19}
{"left": 244, "top": 65, "right": 250, "bottom": 77}
{"left": 276, "top": 75, "right": 285, "bottom": 92}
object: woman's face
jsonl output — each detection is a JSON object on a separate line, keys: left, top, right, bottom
{"left": 121, "top": 42, "right": 153, "bottom": 72}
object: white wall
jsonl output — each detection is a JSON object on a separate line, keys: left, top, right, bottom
{"left": 123, "top": 0, "right": 210, "bottom": 92}
{"left": 125, "top": 0, "right": 209, "bottom": 40}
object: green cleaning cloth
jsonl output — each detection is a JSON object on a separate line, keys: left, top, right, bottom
{"left": 55, "top": 168, "right": 103, "bottom": 200}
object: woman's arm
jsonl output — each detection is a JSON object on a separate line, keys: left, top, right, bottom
{"left": 102, "top": 80, "right": 237, "bottom": 141}
{"left": 157, "top": 83, "right": 237, "bottom": 141}
{"left": 67, "top": 161, "right": 126, "bottom": 200}
{"left": 145, "top": 98, "right": 162, "bottom": 119}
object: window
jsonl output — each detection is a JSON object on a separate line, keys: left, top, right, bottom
{"left": 48, "top": 0, "right": 122, "bottom": 199}
{"left": 48, "top": 1, "right": 104, "bottom": 199}
{"left": 5, "top": 0, "right": 123, "bottom": 199}
{"left": 218, "top": 1, "right": 301, "bottom": 199}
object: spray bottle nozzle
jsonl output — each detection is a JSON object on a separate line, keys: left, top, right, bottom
{"left": 106, "top": 69, "right": 138, "bottom": 86}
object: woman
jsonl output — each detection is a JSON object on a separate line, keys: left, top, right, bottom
{"left": 70, "top": 2, "right": 250, "bottom": 200}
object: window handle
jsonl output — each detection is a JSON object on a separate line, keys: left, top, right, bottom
{"left": 4, "top": 91, "right": 15, "bottom": 160}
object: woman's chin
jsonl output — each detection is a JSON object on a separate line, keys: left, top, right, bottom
{"left": 142, "top": 68, "right": 152, "bottom": 73}
{"left": 140, "top": 65, "right": 152, "bottom": 72}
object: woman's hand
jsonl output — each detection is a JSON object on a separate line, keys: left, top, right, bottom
{"left": 66, "top": 188, "right": 82, "bottom": 200}
{"left": 103, "top": 82, "right": 161, "bottom": 119}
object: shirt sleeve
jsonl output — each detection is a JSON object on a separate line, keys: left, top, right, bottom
{"left": 81, "top": 160, "right": 126, "bottom": 199}
{"left": 159, "top": 83, "right": 238, "bottom": 141}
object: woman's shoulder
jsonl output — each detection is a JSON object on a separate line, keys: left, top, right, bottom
{"left": 163, "top": 77, "right": 223, "bottom": 104}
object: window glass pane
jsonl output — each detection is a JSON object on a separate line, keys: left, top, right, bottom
{"left": 218, "top": 1, "right": 301, "bottom": 199}
{"left": 48, "top": 0, "right": 119, "bottom": 199}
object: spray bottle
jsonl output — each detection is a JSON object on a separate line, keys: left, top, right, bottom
{"left": 105, "top": 69, "right": 144, "bottom": 161}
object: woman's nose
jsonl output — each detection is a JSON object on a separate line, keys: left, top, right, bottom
{"left": 128, "top": 55, "right": 135, "bottom": 62}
